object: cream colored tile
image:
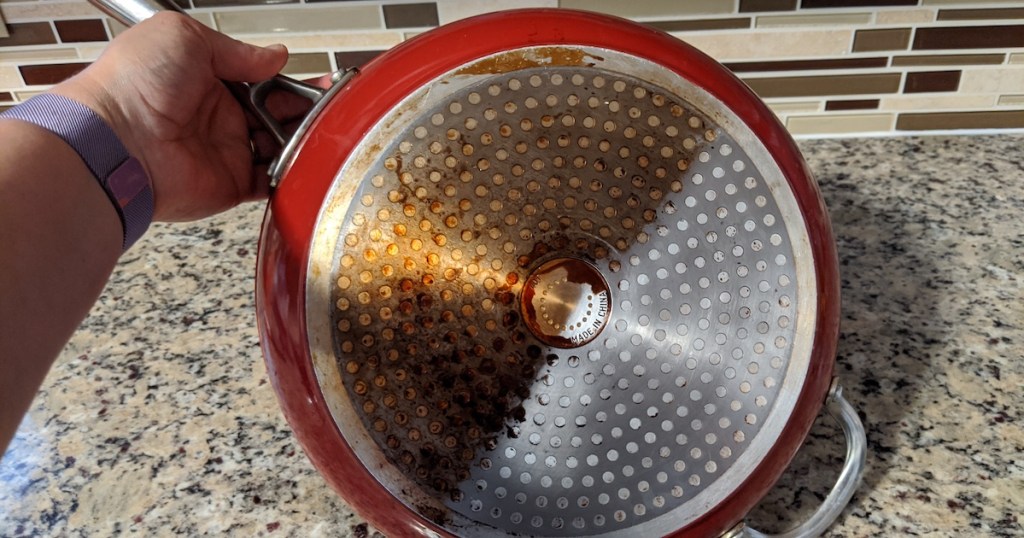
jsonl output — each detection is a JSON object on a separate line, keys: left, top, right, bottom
{"left": 875, "top": 8, "right": 935, "bottom": 24}
{"left": 786, "top": 113, "right": 894, "bottom": 136}
{"left": 998, "top": 94, "right": 1024, "bottom": 106}
{"left": 241, "top": 31, "right": 404, "bottom": 51}
{"left": 214, "top": 5, "right": 381, "bottom": 35}
{"left": 0, "top": 65, "right": 23, "bottom": 88}
{"left": 76, "top": 44, "right": 108, "bottom": 60}
{"left": 1, "top": 1, "right": 100, "bottom": 23}
{"left": 680, "top": 30, "right": 853, "bottom": 61}
{"left": 14, "top": 89, "right": 44, "bottom": 101}
{"left": 958, "top": 67, "right": 1024, "bottom": 94}
{"left": 560, "top": 0, "right": 733, "bottom": 19}
{"left": 108, "top": 12, "right": 212, "bottom": 38}
{"left": 767, "top": 101, "right": 822, "bottom": 114}
{"left": 438, "top": 0, "right": 557, "bottom": 25}
{"left": 1011, "top": 53, "right": 1024, "bottom": 65}
{"left": 0, "top": 10, "right": 8, "bottom": 38}
{"left": 0, "top": 47, "right": 78, "bottom": 63}
{"left": 756, "top": 13, "right": 871, "bottom": 28}
{"left": 880, "top": 94, "right": 995, "bottom": 111}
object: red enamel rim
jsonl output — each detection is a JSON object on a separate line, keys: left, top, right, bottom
{"left": 256, "top": 9, "right": 840, "bottom": 538}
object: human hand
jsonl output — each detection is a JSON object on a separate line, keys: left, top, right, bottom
{"left": 53, "top": 12, "right": 298, "bottom": 222}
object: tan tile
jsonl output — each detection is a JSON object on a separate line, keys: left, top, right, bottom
{"left": 281, "top": 52, "right": 331, "bottom": 77}
{"left": 880, "top": 94, "right": 995, "bottom": 111}
{"left": 853, "top": 28, "right": 911, "bottom": 52}
{"left": 681, "top": 29, "right": 853, "bottom": 61}
{"left": 559, "top": 0, "right": 733, "bottom": 19}
{"left": 958, "top": 67, "right": 1024, "bottom": 94}
{"left": 744, "top": 73, "right": 901, "bottom": 98}
{"left": 1011, "top": 53, "right": 1024, "bottom": 64}
{"left": 875, "top": 8, "right": 935, "bottom": 24}
{"left": 767, "top": 100, "right": 822, "bottom": 114}
{"left": 891, "top": 53, "right": 1004, "bottom": 67}
{"left": 756, "top": 12, "right": 870, "bottom": 28}
{"left": 997, "top": 94, "right": 1024, "bottom": 106}
{"left": 896, "top": 110, "right": 1024, "bottom": 130}
{"left": 0, "top": 18, "right": 7, "bottom": 39}
{"left": 0, "top": 1, "right": 100, "bottom": 23}
{"left": 241, "top": 31, "right": 404, "bottom": 51}
{"left": 214, "top": 5, "right": 381, "bottom": 35}
{"left": 787, "top": 113, "right": 894, "bottom": 135}
{"left": 0, "top": 47, "right": 78, "bottom": 63}
{"left": 0, "top": 65, "right": 23, "bottom": 88}
{"left": 438, "top": 0, "right": 557, "bottom": 24}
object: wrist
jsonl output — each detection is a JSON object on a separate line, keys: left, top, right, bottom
{"left": 0, "top": 89, "right": 154, "bottom": 251}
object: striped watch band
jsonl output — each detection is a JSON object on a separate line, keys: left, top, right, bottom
{"left": 1, "top": 94, "right": 153, "bottom": 251}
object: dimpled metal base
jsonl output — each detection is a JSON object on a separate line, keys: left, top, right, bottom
{"left": 522, "top": 258, "right": 611, "bottom": 349}
{"left": 306, "top": 46, "right": 816, "bottom": 537}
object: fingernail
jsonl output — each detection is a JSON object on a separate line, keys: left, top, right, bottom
{"left": 267, "top": 43, "right": 287, "bottom": 54}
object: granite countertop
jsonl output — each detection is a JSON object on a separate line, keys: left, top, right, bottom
{"left": 1, "top": 135, "right": 1021, "bottom": 537}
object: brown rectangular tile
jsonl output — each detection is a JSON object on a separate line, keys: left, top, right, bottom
{"left": 903, "top": 70, "right": 961, "bottom": 93}
{"left": 739, "top": 0, "right": 796, "bottom": 12}
{"left": 802, "top": 0, "right": 916, "bottom": 6}
{"left": 282, "top": 52, "right": 331, "bottom": 76}
{"left": 334, "top": 50, "right": 386, "bottom": 69}
{"left": 914, "top": 26, "right": 1024, "bottom": 50}
{"left": 825, "top": 99, "right": 880, "bottom": 111}
{"left": 19, "top": 63, "right": 91, "bottom": 86}
{"left": 647, "top": 18, "right": 751, "bottom": 32}
{"left": 936, "top": 8, "right": 1024, "bottom": 21}
{"left": 891, "top": 53, "right": 1005, "bottom": 66}
{"left": 193, "top": 0, "right": 295, "bottom": 6}
{"left": 54, "top": 19, "right": 108, "bottom": 43}
{"left": 0, "top": 92, "right": 13, "bottom": 103}
{"left": 853, "top": 28, "right": 912, "bottom": 52}
{"left": 743, "top": 73, "right": 901, "bottom": 98}
{"left": 0, "top": 22, "right": 57, "bottom": 47}
{"left": 383, "top": 3, "right": 439, "bottom": 28}
{"left": 896, "top": 110, "right": 1024, "bottom": 130}
{"left": 726, "top": 57, "right": 887, "bottom": 73}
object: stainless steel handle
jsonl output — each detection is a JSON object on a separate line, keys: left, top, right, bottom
{"left": 90, "top": 0, "right": 182, "bottom": 25}
{"left": 87, "top": 0, "right": 354, "bottom": 189}
{"left": 726, "top": 383, "right": 866, "bottom": 538}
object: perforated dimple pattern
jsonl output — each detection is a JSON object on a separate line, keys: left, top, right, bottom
{"left": 330, "top": 66, "right": 796, "bottom": 535}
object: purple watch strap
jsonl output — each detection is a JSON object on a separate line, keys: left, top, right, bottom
{"left": 1, "top": 94, "right": 153, "bottom": 251}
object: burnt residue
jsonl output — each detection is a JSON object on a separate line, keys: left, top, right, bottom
{"left": 455, "top": 47, "right": 600, "bottom": 76}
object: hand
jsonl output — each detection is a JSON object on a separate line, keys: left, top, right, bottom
{"left": 53, "top": 13, "right": 290, "bottom": 222}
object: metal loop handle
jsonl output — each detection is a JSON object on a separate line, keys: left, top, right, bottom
{"left": 728, "top": 384, "right": 866, "bottom": 538}
{"left": 86, "top": 0, "right": 355, "bottom": 189}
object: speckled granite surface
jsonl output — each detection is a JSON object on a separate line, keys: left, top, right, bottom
{"left": 1, "top": 135, "right": 1021, "bottom": 537}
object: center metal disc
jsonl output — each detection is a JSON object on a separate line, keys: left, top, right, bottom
{"left": 521, "top": 258, "right": 611, "bottom": 348}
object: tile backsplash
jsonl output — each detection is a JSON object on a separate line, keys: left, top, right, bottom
{"left": 1, "top": 0, "right": 1023, "bottom": 137}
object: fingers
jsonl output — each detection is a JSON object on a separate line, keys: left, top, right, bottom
{"left": 201, "top": 25, "right": 289, "bottom": 82}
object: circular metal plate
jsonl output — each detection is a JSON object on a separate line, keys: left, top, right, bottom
{"left": 303, "top": 44, "right": 818, "bottom": 537}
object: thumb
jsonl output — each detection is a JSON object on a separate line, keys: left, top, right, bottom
{"left": 204, "top": 28, "right": 288, "bottom": 82}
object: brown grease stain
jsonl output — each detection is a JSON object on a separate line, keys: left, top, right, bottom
{"left": 455, "top": 47, "right": 600, "bottom": 76}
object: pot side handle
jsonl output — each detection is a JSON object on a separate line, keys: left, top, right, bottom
{"left": 726, "top": 383, "right": 867, "bottom": 538}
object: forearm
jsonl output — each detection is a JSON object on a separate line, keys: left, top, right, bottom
{"left": 0, "top": 119, "right": 121, "bottom": 451}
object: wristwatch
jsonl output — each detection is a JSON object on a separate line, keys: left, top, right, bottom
{"left": 1, "top": 94, "right": 153, "bottom": 251}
